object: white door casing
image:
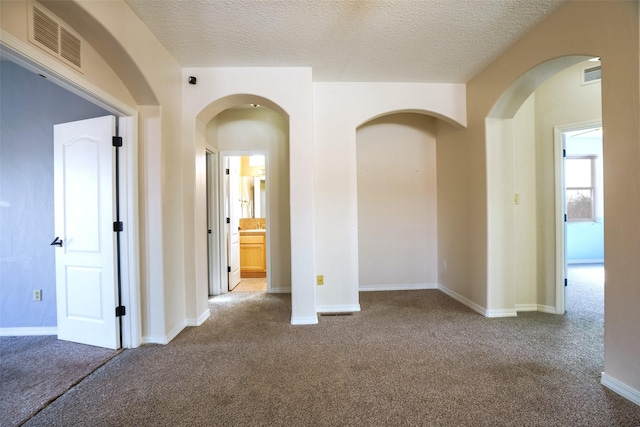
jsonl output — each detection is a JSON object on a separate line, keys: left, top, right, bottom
{"left": 554, "top": 120, "right": 603, "bottom": 315}
{"left": 54, "top": 115, "right": 120, "bottom": 349}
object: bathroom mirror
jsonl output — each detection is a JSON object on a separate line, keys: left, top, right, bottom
{"left": 239, "top": 155, "right": 266, "bottom": 218}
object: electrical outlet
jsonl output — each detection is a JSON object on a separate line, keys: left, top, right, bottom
{"left": 317, "top": 275, "right": 324, "bottom": 286}
{"left": 33, "top": 289, "right": 42, "bottom": 301}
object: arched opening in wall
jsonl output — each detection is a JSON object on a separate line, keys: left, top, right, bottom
{"left": 202, "top": 100, "right": 291, "bottom": 307}
{"left": 355, "top": 113, "right": 438, "bottom": 292}
{"left": 486, "top": 55, "right": 603, "bottom": 320}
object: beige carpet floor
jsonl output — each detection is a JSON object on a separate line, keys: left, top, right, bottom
{"left": 5, "top": 265, "right": 640, "bottom": 426}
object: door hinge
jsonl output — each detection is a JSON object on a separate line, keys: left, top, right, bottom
{"left": 562, "top": 148, "right": 566, "bottom": 158}
{"left": 208, "top": 229, "right": 212, "bottom": 234}
{"left": 564, "top": 214, "right": 567, "bottom": 223}
{"left": 112, "top": 136, "right": 123, "bottom": 147}
{"left": 225, "top": 168, "right": 230, "bottom": 175}
{"left": 113, "top": 221, "right": 124, "bottom": 232}
{"left": 227, "top": 266, "right": 231, "bottom": 273}
{"left": 564, "top": 278, "right": 568, "bottom": 287}
{"left": 115, "top": 306, "right": 126, "bottom": 317}
{"left": 226, "top": 217, "right": 230, "bottom": 224}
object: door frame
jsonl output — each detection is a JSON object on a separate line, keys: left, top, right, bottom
{"left": 218, "top": 150, "right": 271, "bottom": 293}
{"left": 206, "top": 150, "right": 222, "bottom": 296}
{"left": 1, "top": 32, "right": 141, "bottom": 348}
{"left": 554, "top": 119, "right": 602, "bottom": 315}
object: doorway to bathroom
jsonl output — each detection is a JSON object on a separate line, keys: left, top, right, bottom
{"left": 208, "top": 152, "right": 270, "bottom": 295}
{"left": 228, "top": 154, "right": 268, "bottom": 293}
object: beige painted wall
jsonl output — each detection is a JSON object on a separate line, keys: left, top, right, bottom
{"left": 313, "top": 82, "right": 466, "bottom": 313}
{"left": 0, "top": 1, "right": 136, "bottom": 108}
{"left": 182, "top": 67, "right": 316, "bottom": 325}
{"left": 513, "top": 94, "right": 537, "bottom": 308}
{"left": 437, "top": 0, "right": 639, "bottom": 393}
{"left": 209, "top": 107, "right": 292, "bottom": 292}
{"left": 534, "top": 61, "right": 602, "bottom": 307}
{"left": 356, "top": 114, "right": 437, "bottom": 290}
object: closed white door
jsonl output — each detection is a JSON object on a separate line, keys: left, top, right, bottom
{"left": 227, "top": 156, "right": 241, "bottom": 290}
{"left": 54, "top": 116, "right": 119, "bottom": 349}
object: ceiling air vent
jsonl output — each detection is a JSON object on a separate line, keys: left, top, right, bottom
{"left": 581, "top": 64, "right": 601, "bottom": 85}
{"left": 28, "top": 2, "right": 83, "bottom": 72}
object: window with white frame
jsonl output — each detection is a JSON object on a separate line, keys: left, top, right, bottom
{"left": 566, "top": 155, "right": 596, "bottom": 221}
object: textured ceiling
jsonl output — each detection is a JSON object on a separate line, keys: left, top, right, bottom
{"left": 125, "top": 0, "right": 565, "bottom": 83}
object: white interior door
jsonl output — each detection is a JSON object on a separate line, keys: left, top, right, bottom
{"left": 54, "top": 116, "right": 119, "bottom": 349}
{"left": 228, "top": 156, "right": 242, "bottom": 290}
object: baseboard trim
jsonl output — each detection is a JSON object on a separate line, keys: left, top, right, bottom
{"left": 516, "top": 304, "right": 557, "bottom": 314}
{"left": 359, "top": 283, "right": 438, "bottom": 292}
{"left": 0, "top": 327, "right": 57, "bottom": 336}
{"left": 485, "top": 308, "right": 518, "bottom": 318}
{"left": 144, "top": 322, "right": 185, "bottom": 345}
{"left": 537, "top": 304, "right": 557, "bottom": 314}
{"left": 601, "top": 373, "right": 640, "bottom": 406}
{"left": 291, "top": 315, "right": 318, "bottom": 325}
{"left": 316, "top": 304, "right": 361, "bottom": 313}
{"left": 437, "top": 285, "right": 487, "bottom": 316}
{"left": 186, "top": 309, "right": 210, "bottom": 327}
{"left": 268, "top": 287, "right": 291, "bottom": 294}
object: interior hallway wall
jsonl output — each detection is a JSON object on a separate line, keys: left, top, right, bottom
{"left": 356, "top": 113, "right": 437, "bottom": 290}
{"left": 0, "top": 60, "right": 109, "bottom": 330}
{"left": 534, "top": 60, "right": 602, "bottom": 306}
{"left": 436, "top": 0, "right": 639, "bottom": 398}
{"left": 512, "top": 94, "right": 537, "bottom": 309}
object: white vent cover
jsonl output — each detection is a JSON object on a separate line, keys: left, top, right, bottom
{"left": 582, "top": 64, "right": 601, "bottom": 85}
{"left": 28, "top": 2, "right": 83, "bottom": 71}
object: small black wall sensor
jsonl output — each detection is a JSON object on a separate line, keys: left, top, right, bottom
{"left": 188, "top": 76, "right": 197, "bottom": 85}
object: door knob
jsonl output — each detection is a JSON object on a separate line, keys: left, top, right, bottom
{"left": 50, "top": 236, "right": 63, "bottom": 247}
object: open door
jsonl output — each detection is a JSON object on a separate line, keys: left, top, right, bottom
{"left": 226, "top": 156, "right": 242, "bottom": 290}
{"left": 53, "top": 116, "right": 120, "bottom": 349}
{"left": 207, "top": 151, "right": 221, "bottom": 296}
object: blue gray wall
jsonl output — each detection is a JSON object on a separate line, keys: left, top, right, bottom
{"left": 0, "top": 60, "right": 109, "bottom": 329}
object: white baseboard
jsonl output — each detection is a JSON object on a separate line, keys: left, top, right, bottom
{"left": 437, "top": 284, "right": 487, "bottom": 316}
{"left": 186, "top": 309, "right": 210, "bottom": 327}
{"left": 0, "top": 327, "right": 57, "bottom": 336}
{"left": 268, "top": 287, "right": 291, "bottom": 294}
{"left": 144, "top": 322, "right": 185, "bottom": 345}
{"left": 516, "top": 304, "right": 556, "bottom": 314}
{"left": 601, "top": 373, "right": 640, "bottom": 406}
{"left": 291, "top": 315, "right": 318, "bottom": 325}
{"left": 485, "top": 308, "right": 518, "bottom": 318}
{"left": 359, "top": 283, "right": 437, "bottom": 292}
{"left": 537, "top": 304, "right": 557, "bottom": 314}
{"left": 317, "top": 304, "right": 361, "bottom": 314}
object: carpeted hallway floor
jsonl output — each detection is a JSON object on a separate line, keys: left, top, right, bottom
{"left": 3, "top": 265, "right": 640, "bottom": 426}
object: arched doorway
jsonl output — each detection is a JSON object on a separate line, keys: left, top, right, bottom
{"left": 485, "top": 55, "right": 602, "bottom": 316}
{"left": 195, "top": 94, "right": 302, "bottom": 324}
{"left": 206, "top": 103, "right": 291, "bottom": 298}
